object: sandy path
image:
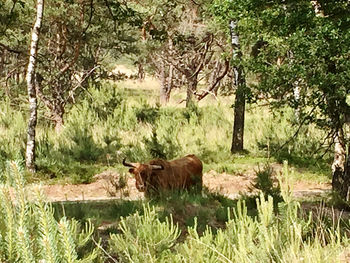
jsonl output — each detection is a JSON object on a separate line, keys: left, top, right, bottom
{"left": 41, "top": 169, "right": 331, "bottom": 202}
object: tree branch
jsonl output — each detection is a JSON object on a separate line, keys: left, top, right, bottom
{"left": 81, "top": 0, "right": 94, "bottom": 37}
{"left": 194, "top": 59, "right": 229, "bottom": 101}
{"left": 275, "top": 96, "right": 326, "bottom": 153}
{"left": 0, "top": 42, "right": 23, "bottom": 54}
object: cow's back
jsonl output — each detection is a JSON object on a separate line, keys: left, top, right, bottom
{"left": 170, "top": 154, "right": 203, "bottom": 182}
{"left": 148, "top": 154, "right": 203, "bottom": 192}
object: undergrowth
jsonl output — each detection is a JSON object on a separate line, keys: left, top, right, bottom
{"left": 0, "top": 81, "right": 331, "bottom": 182}
{"left": 106, "top": 165, "right": 350, "bottom": 263}
{"left": 0, "top": 161, "right": 100, "bottom": 262}
{"left": 1, "top": 160, "right": 349, "bottom": 262}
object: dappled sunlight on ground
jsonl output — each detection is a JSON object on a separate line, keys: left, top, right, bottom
{"left": 40, "top": 165, "right": 331, "bottom": 202}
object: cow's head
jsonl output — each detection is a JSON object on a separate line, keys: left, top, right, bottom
{"left": 122, "top": 158, "right": 163, "bottom": 192}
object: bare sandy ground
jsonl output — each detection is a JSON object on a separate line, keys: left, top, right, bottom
{"left": 41, "top": 168, "right": 331, "bottom": 202}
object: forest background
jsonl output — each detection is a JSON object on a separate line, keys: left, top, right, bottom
{"left": 0, "top": 0, "right": 350, "bottom": 262}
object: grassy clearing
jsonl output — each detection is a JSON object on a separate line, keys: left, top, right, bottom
{"left": 0, "top": 76, "right": 332, "bottom": 185}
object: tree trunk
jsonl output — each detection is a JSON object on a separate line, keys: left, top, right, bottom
{"left": 159, "top": 58, "right": 167, "bottom": 105}
{"left": 137, "top": 62, "right": 145, "bottom": 81}
{"left": 293, "top": 84, "right": 300, "bottom": 121}
{"left": 210, "top": 60, "right": 220, "bottom": 96}
{"left": 345, "top": 143, "right": 350, "bottom": 200}
{"left": 331, "top": 127, "right": 350, "bottom": 200}
{"left": 25, "top": 0, "right": 44, "bottom": 173}
{"left": 230, "top": 20, "right": 246, "bottom": 153}
{"left": 160, "top": 61, "right": 173, "bottom": 105}
{"left": 186, "top": 75, "right": 197, "bottom": 108}
{"left": 166, "top": 64, "right": 174, "bottom": 103}
{"left": 53, "top": 110, "right": 64, "bottom": 133}
{"left": 231, "top": 80, "right": 245, "bottom": 153}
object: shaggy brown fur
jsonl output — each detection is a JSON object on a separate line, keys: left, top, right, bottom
{"left": 125, "top": 154, "right": 203, "bottom": 194}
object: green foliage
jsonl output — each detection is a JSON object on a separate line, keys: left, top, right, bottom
{"left": 246, "top": 106, "right": 332, "bottom": 169}
{"left": 0, "top": 83, "right": 331, "bottom": 181}
{"left": 67, "top": 126, "right": 103, "bottom": 162}
{"left": 251, "top": 164, "right": 282, "bottom": 202}
{"left": 0, "top": 161, "right": 342, "bottom": 263}
{"left": 182, "top": 193, "right": 348, "bottom": 262}
{"left": 0, "top": 100, "right": 26, "bottom": 163}
{"left": 104, "top": 177, "right": 350, "bottom": 263}
{"left": 109, "top": 204, "right": 181, "bottom": 262}
{"left": 213, "top": 0, "right": 350, "bottom": 133}
{"left": 0, "top": 161, "right": 100, "bottom": 262}
{"left": 1, "top": 0, "right": 144, "bottom": 131}
{"left": 135, "top": 101, "right": 160, "bottom": 124}
{"left": 182, "top": 103, "right": 203, "bottom": 124}
{"left": 144, "top": 129, "right": 168, "bottom": 159}
{"left": 144, "top": 115, "right": 181, "bottom": 160}
{"left": 88, "top": 84, "right": 124, "bottom": 121}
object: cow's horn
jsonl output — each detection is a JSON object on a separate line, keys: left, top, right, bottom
{"left": 151, "top": 164, "right": 164, "bottom": 170}
{"left": 122, "top": 158, "right": 137, "bottom": 168}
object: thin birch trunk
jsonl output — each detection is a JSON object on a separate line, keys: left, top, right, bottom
{"left": 331, "top": 128, "right": 348, "bottom": 199}
{"left": 230, "top": 20, "right": 246, "bottom": 153}
{"left": 26, "top": 0, "right": 44, "bottom": 173}
{"left": 310, "top": 0, "right": 349, "bottom": 198}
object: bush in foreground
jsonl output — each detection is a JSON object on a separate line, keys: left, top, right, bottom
{"left": 108, "top": 167, "right": 350, "bottom": 263}
{"left": 0, "top": 161, "right": 100, "bottom": 262}
{"left": 1, "top": 160, "right": 348, "bottom": 263}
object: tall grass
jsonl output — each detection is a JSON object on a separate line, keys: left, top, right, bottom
{"left": 0, "top": 100, "right": 26, "bottom": 165}
{"left": 0, "top": 80, "right": 331, "bottom": 182}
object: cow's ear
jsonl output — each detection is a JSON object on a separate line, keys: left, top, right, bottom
{"left": 129, "top": 168, "right": 135, "bottom": 173}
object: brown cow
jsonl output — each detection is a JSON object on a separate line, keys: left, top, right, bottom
{"left": 123, "top": 154, "right": 203, "bottom": 194}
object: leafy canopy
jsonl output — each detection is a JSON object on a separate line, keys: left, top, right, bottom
{"left": 213, "top": 0, "right": 350, "bottom": 131}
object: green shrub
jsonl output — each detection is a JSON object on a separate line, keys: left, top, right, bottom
{"left": 109, "top": 204, "right": 181, "bottom": 262}
{"left": 87, "top": 83, "right": 123, "bottom": 120}
{"left": 251, "top": 164, "right": 282, "bottom": 203}
{"left": 69, "top": 127, "right": 103, "bottom": 162}
{"left": 122, "top": 142, "right": 150, "bottom": 162}
{"left": 144, "top": 129, "right": 168, "bottom": 159}
{"left": 0, "top": 100, "right": 27, "bottom": 162}
{"left": 176, "top": 193, "right": 347, "bottom": 263}
{"left": 134, "top": 101, "right": 160, "bottom": 124}
{"left": 0, "top": 83, "right": 331, "bottom": 180}
{"left": 143, "top": 125, "right": 181, "bottom": 160}
{"left": 105, "top": 164, "right": 349, "bottom": 263}
{"left": 182, "top": 103, "right": 202, "bottom": 124}
{"left": 0, "top": 161, "right": 100, "bottom": 262}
